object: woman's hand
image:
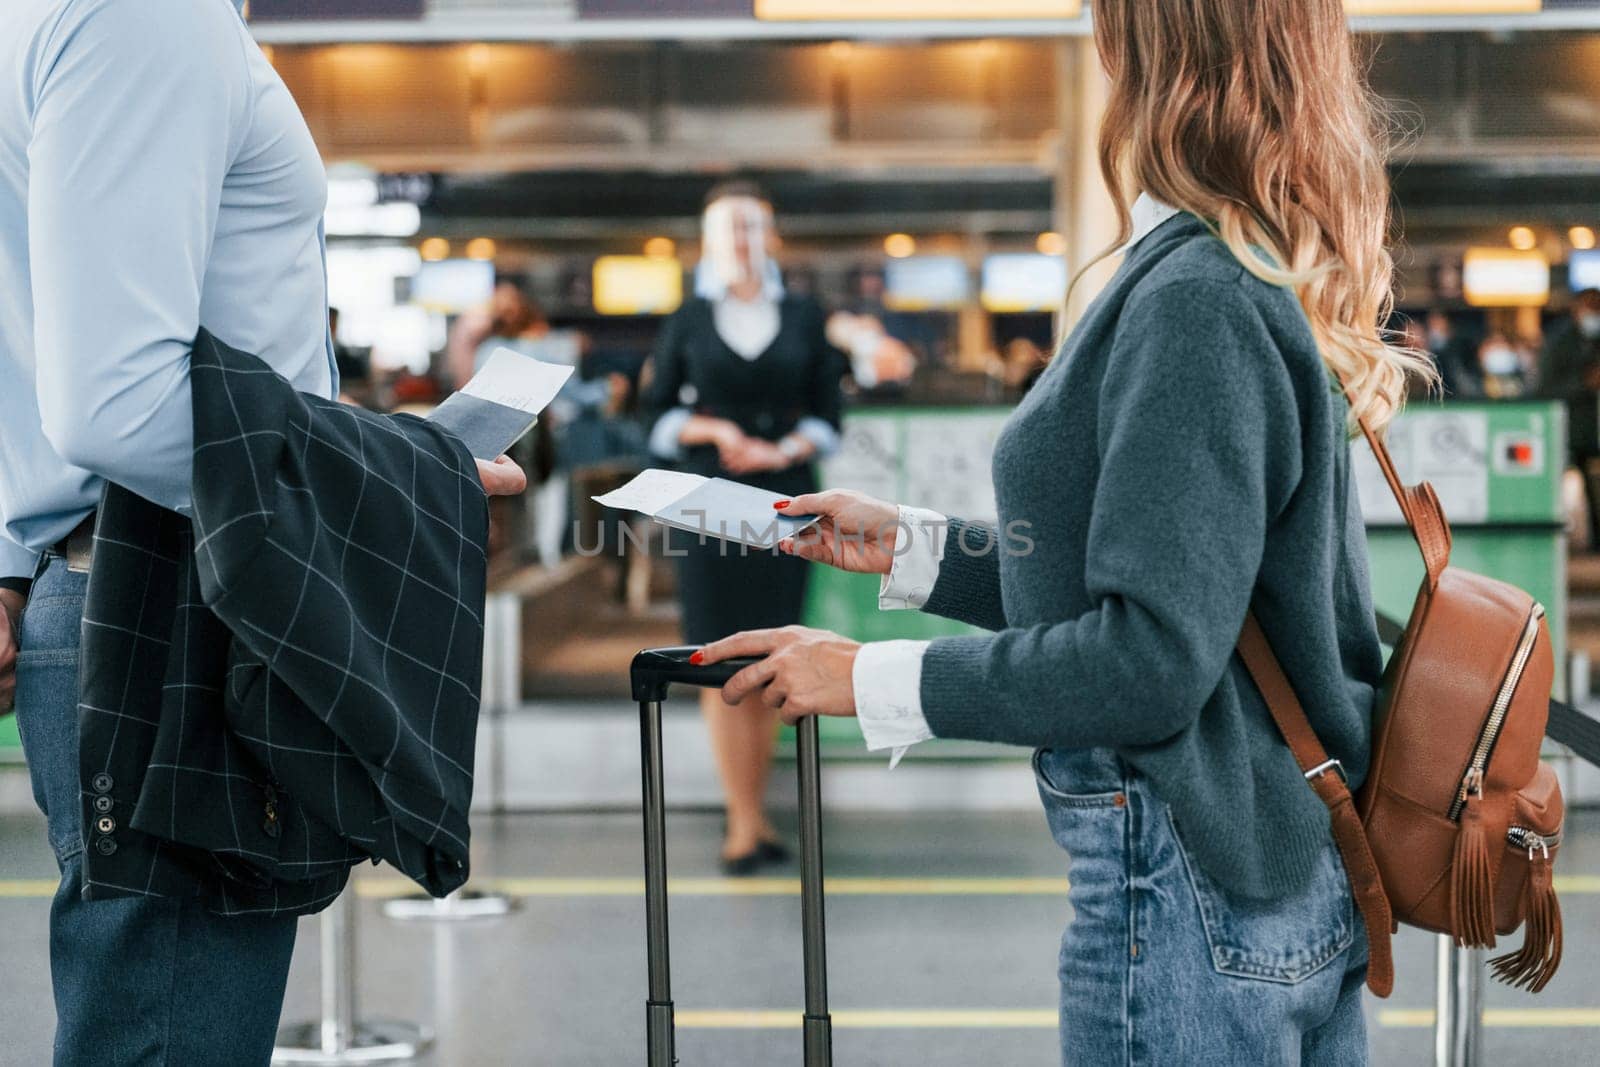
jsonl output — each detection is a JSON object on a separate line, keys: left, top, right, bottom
{"left": 695, "top": 626, "right": 860, "bottom": 723}
{"left": 476, "top": 455, "right": 529, "bottom": 496}
{"left": 774, "top": 490, "right": 901, "bottom": 575}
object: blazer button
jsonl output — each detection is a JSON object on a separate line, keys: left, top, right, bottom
{"left": 95, "top": 816, "right": 116, "bottom": 835}
{"left": 91, "top": 773, "right": 114, "bottom": 794}
{"left": 95, "top": 837, "right": 117, "bottom": 856}
{"left": 93, "top": 795, "right": 114, "bottom": 815}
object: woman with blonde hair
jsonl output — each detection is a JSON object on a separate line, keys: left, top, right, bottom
{"left": 697, "top": 0, "right": 1431, "bottom": 1059}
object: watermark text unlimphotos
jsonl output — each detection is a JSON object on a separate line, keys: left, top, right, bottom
{"left": 571, "top": 514, "right": 1036, "bottom": 559}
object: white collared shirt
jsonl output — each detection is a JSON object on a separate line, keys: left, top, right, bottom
{"left": 853, "top": 194, "right": 1182, "bottom": 764}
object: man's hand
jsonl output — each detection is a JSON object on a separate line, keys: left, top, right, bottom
{"left": 774, "top": 490, "right": 902, "bottom": 575}
{"left": 694, "top": 626, "right": 860, "bottom": 724}
{"left": 0, "top": 589, "right": 24, "bottom": 714}
{"left": 476, "top": 455, "right": 529, "bottom": 497}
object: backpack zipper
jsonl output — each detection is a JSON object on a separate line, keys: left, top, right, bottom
{"left": 1447, "top": 603, "right": 1545, "bottom": 821}
{"left": 1506, "top": 825, "right": 1562, "bottom": 857}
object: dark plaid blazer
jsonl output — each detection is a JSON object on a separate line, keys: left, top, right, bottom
{"left": 77, "top": 331, "right": 489, "bottom": 916}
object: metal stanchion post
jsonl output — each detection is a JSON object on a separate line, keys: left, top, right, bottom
{"left": 384, "top": 592, "right": 518, "bottom": 922}
{"left": 1434, "top": 936, "right": 1483, "bottom": 1067}
{"left": 273, "top": 889, "right": 432, "bottom": 1064}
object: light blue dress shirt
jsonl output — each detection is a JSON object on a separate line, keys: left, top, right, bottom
{"left": 0, "top": 0, "right": 335, "bottom": 581}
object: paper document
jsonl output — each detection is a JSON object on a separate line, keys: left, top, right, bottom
{"left": 594, "top": 469, "right": 821, "bottom": 549}
{"left": 427, "top": 346, "right": 575, "bottom": 460}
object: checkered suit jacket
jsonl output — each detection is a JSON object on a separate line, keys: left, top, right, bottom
{"left": 77, "top": 331, "right": 489, "bottom": 916}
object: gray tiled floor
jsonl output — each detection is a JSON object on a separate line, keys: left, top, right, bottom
{"left": 2, "top": 807, "right": 1597, "bottom": 1065}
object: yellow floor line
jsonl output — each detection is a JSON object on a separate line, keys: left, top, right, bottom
{"left": 1380, "top": 1009, "right": 1600, "bottom": 1028}
{"left": 1, "top": 873, "right": 1598, "bottom": 900}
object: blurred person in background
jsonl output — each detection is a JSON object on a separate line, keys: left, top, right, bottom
{"left": 642, "top": 180, "right": 845, "bottom": 874}
{"left": 1425, "top": 308, "right": 1481, "bottom": 398}
{"left": 700, "top": 0, "right": 1436, "bottom": 1059}
{"left": 463, "top": 278, "right": 628, "bottom": 567}
{"left": 1539, "top": 288, "right": 1600, "bottom": 531}
{"left": 1478, "top": 332, "right": 1528, "bottom": 398}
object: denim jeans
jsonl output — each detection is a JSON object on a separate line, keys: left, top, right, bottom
{"left": 1035, "top": 747, "right": 1368, "bottom": 1067}
{"left": 15, "top": 555, "right": 298, "bottom": 1067}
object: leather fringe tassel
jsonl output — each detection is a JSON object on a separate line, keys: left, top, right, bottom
{"left": 1450, "top": 795, "right": 1496, "bottom": 948}
{"left": 1489, "top": 855, "right": 1563, "bottom": 993}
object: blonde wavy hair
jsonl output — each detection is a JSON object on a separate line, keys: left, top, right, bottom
{"left": 1086, "top": 0, "right": 1434, "bottom": 430}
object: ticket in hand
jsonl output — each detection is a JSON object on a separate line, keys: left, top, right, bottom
{"left": 427, "top": 347, "right": 575, "bottom": 460}
{"left": 593, "top": 469, "right": 822, "bottom": 550}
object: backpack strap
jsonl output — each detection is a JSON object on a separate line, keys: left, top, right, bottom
{"left": 1237, "top": 611, "right": 1396, "bottom": 998}
{"left": 1353, "top": 411, "right": 1451, "bottom": 587}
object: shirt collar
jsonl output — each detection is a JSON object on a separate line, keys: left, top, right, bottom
{"left": 1120, "top": 194, "right": 1182, "bottom": 254}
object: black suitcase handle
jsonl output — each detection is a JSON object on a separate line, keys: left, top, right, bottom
{"left": 630, "top": 647, "right": 832, "bottom": 1067}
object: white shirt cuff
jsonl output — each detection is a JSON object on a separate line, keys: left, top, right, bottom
{"left": 853, "top": 639, "right": 935, "bottom": 768}
{"left": 648, "top": 407, "right": 693, "bottom": 461}
{"left": 879, "top": 505, "right": 948, "bottom": 611}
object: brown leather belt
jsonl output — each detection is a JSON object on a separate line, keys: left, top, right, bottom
{"left": 49, "top": 513, "right": 96, "bottom": 573}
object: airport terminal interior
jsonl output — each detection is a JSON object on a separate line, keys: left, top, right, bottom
{"left": 9, "top": 1, "right": 1600, "bottom": 1064}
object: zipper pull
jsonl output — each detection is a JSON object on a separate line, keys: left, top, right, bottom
{"left": 1456, "top": 767, "right": 1484, "bottom": 810}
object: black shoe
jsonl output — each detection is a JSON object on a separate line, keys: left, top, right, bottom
{"left": 756, "top": 838, "right": 791, "bottom": 864}
{"left": 720, "top": 849, "right": 766, "bottom": 877}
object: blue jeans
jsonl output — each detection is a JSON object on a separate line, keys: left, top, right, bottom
{"left": 1035, "top": 747, "right": 1368, "bottom": 1066}
{"left": 15, "top": 555, "right": 298, "bottom": 1067}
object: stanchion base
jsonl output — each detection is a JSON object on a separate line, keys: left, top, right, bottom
{"left": 381, "top": 890, "right": 515, "bottom": 921}
{"left": 271, "top": 1020, "right": 432, "bottom": 1065}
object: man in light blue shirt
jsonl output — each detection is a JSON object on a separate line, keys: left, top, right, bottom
{"left": 2, "top": 1, "right": 411, "bottom": 1062}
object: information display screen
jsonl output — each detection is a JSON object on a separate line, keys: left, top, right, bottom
{"left": 980, "top": 254, "right": 1066, "bottom": 313}
{"left": 593, "top": 256, "right": 684, "bottom": 316}
{"left": 884, "top": 256, "right": 971, "bottom": 311}
{"left": 411, "top": 259, "right": 496, "bottom": 314}
{"left": 1568, "top": 250, "right": 1600, "bottom": 293}
{"left": 1462, "top": 248, "right": 1551, "bottom": 308}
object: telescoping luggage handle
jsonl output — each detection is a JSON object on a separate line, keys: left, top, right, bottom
{"left": 631, "top": 647, "right": 833, "bottom": 1067}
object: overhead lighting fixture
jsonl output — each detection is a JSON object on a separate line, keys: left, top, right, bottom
{"left": 884, "top": 233, "right": 916, "bottom": 259}
{"left": 644, "top": 237, "right": 677, "bottom": 259}
{"left": 1508, "top": 226, "right": 1538, "bottom": 251}
{"left": 1036, "top": 231, "right": 1066, "bottom": 256}
{"left": 465, "top": 237, "right": 497, "bottom": 261}
{"left": 1571, "top": 226, "right": 1597, "bottom": 252}
{"left": 419, "top": 238, "right": 451, "bottom": 262}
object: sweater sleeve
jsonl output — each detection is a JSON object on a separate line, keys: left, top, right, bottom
{"left": 919, "top": 518, "right": 1009, "bottom": 631}
{"left": 919, "top": 278, "right": 1303, "bottom": 749}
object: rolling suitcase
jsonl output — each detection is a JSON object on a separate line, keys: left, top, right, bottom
{"left": 630, "top": 647, "right": 833, "bottom": 1067}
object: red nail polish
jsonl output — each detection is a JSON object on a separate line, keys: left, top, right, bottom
{"left": 773, "top": 499, "right": 790, "bottom": 509}
{"left": 689, "top": 651, "right": 704, "bottom": 665}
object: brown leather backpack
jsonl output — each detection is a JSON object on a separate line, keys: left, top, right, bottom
{"left": 1238, "top": 415, "right": 1564, "bottom": 999}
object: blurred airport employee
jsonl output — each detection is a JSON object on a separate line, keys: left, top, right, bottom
{"left": 702, "top": 0, "right": 1430, "bottom": 1061}
{"left": 0, "top": 1, "right": 522, "bottom": 1064}
{"left": 1540, "top": 288, "right": 1600, "bottom": 473}
{"left": 643, "top": 181, "right": 844, "bottom": 873}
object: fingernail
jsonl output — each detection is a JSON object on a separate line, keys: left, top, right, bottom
{"left": 773, "top": 500, "right": 790, "bottom": 510}
{"left": 689, "top": 651, "right": 704, "bottom": 665}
